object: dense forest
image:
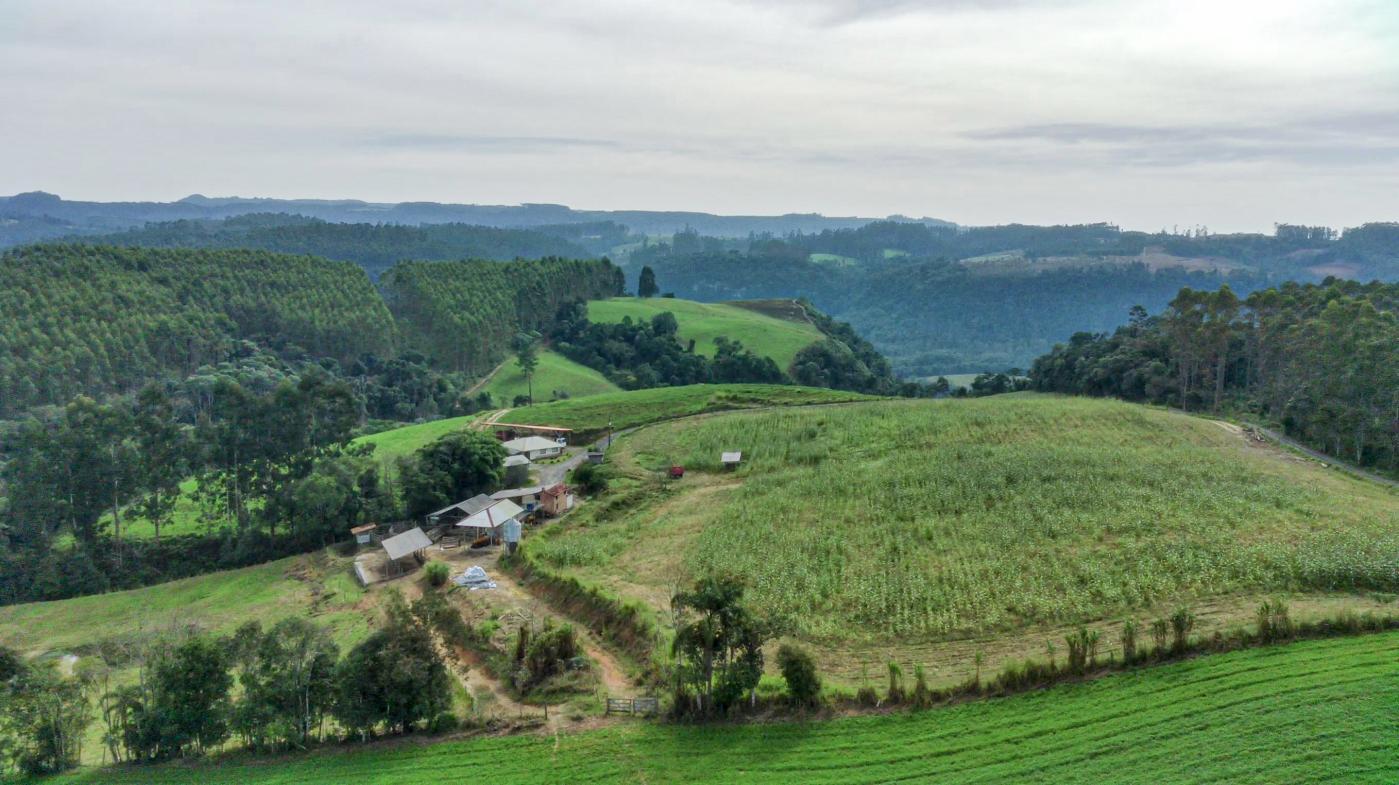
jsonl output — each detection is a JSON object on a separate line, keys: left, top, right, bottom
{"left": 0, "top": 244, "right": 397, "bottom": 417}
{"left": 1030, "top": 280, "right": 1398, "bottom": 473}
{"left": 624, "top": 221, "right": 1399, "bottom": 375}
{"left": 82, "top": 214, "right": 599, "bottom": 278}
{"left": 381, "top": 258, "right": 625, "bottom": 375}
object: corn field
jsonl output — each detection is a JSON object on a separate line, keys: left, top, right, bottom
{"left": 534, "top": 396, "right": 1399, "bottom": 640}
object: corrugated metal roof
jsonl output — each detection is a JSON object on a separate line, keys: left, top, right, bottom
{"left": 381, "top": 527, "right": 432, "bottom": 561}
{"left": 427, "top": 494, "right": 494, "bottom": 520}
{"left": 721, "top": 451, "right": 742, "bottom": 463}
{"left": 503, "top": 435, "right": 563, "bottom": 453}
{"left": 491, "top": 486, "right": 543, "bottom": 500}
{"left": 503, "top": 454, "right": 532, "bottom": 466}
{"left": 456, "top": 499, "right": 525, "bottom": 530}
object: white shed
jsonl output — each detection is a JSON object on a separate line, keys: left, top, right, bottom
{"left": 502, "top": 435, "right": 565, "bottom": 460}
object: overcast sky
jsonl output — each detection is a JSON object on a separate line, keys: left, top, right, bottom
{"left": 2, "top": 0, "right": 1397, "bottom": 232}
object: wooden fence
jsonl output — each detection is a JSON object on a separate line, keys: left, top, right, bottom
{"left": 606, "top": 696, "right": 659, "bottom": 716}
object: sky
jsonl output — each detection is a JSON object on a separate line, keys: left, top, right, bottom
{"left": 2, "top": 0, "right": 1397, "bottom": 232}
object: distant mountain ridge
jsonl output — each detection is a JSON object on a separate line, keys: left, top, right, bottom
{"left": 0, "top": 191, "right": 954, "bottom": 248}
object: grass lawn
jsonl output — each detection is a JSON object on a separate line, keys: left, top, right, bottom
{"left": 528, "top": 395, "right": 1399, "bottom": 642}
{"left": 480, "top": 350, "right": 620, "bottom": 404}
{"left": 587, "top": 297, "right": 824, "bottom": 369}
{"left": 504, "top": 384, "right": 880, "bottom": 440}
{"left": 46, "top": 631, "right": 1399, "bottom": 784}
{"left": 808, "top": 252, "right": 859, "bottom": 267}
{"left": 0, "top": 550, "right": 372, "bottom": 658}
{"left": 354, "top": 412, "right": 483, "bottom": 464}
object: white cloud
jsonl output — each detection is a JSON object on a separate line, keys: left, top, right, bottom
{"left": 0, "top": 0, "right": 1396, "bottom": 231}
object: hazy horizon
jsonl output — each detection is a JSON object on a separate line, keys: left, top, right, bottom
{"left": 4, "top": 0, "right": 1397, "bottom": 234}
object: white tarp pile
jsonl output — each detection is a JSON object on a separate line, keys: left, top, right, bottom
{"left": 453, "top": 564, "right": 496, "bottom": 590}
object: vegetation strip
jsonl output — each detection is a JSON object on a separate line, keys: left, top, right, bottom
{"left": 39, "top": 632, "right": 1399, "bottom": 784}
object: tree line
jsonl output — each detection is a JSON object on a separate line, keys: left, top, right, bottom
{"left": 0, "top": 375, "right": 516, "bottom": 604}
{"left": 84, "top": 213, "right": 594, "bottom": 279}
{"left": 1030, "top": 279, "right": 1398, "bottom": 473}
{"left": 0, "top": 592, "right": 456, "bottom": 776}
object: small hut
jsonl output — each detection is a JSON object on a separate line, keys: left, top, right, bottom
{"left": 540, "top": 483, "right": 574, "bottom": 516}
{"left": 350, "top": 523, "right": 376, "bottom": 546}
{"left": 721, "top": 451, "right": 743, "bottom": 470}
{"left": 380, "top": 527, "right": 432, "bottom": 577}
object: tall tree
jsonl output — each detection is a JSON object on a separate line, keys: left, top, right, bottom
{"left": 513, "top": 332, "right": 540, "bottom": 404}
{"left": 637, "top": 265, "right": 659, "bottom": 298}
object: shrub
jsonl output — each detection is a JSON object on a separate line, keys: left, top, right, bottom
{"left": 1170, "top": 607, "right": 1196, "bottom": 653}
{"left": 1065, "top": 627, "right": 1100, "bottom": 674}
{"left": 424, "top": 562, "right": 450, "bottom": 588}
{"left": 1256, "top": 600, "right": 1292, "bottom": 642}
{"left": 570, "top": 462, "right": 609, "bottom": 496}
{"left": 911, "top": 664, "right": 932, "bottom": 708}
{"left": 1120, "top": 619, "right": 1139, "bottom": 663}
{"left": 886, "top": 662, "right": 905, "bottom": 703}
{"left": 1150, "top": 618, "right": 1170, "bottom": 653}
{"left": 776, "top": 644, "right": 821, "bottom": 707}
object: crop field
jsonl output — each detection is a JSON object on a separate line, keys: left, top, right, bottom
{"left": 504, "top": 384, "right": 879, "bottom": 440}
{"left": 529, "top": 395, "right": 1399, "bottom": 641}
{"left": 587, "top": 297, "right": 824, "bottom": 368}
{"left": 48, "top": 631, "right": 1399, "bottom": 784}
{"left": 479, "top": 349, "right": 620, "bottom": 404}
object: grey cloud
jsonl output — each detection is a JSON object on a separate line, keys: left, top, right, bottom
{"left": 964, "top": 115, "right": 1399, "bottom": 168}
{"left": 365, "top": 133, "right": 620, "bottom": 152}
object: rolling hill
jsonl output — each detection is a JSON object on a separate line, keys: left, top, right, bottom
{"left": 42, "top": 631, "right": 1399, "bottom": 784}
{"left": 478, "top": 349, "right": 621, "bottom": 404}
{"left": 525, "top": 394, "right": 1399, "bottom": 678}
{"left": 586, "top": 297, "right": 824, "bottom": 370}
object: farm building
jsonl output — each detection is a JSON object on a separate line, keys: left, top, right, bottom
{"left": 456, "top": 498, "right": 525, "bottom": 545}
{"left": 380, "top": 527, "right": 432, "bottom": 576}
{"left": 350, "top": 523, "right": 376, "bottom": 545}
{"left": 492, "top": 485, "right": 545, "bottom": 512}
{"left": 502, "top": 435, "right": 565, "bottom": 460}
{"left": 426, "top": 494, "right": 495, "bottom": 527}
{"left": 540, "top": 483, "right": 574, "bottom": 516}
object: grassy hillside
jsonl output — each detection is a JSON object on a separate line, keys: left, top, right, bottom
{"left": 0, "top": 551, "right": 370, "bottom": 657}
{"left": 587, "top": 297, "right": 823, "bottom": 369}
{"left": 503, "top": 384, "right": 879, "bottom": 440}
{"left": 529, "top": 395, "right": 1399, "bottom": 641}
{"left": 480, "top": 350, "right": 621, "bottom": 404}
{"left": 47, "top": 631, "right": 1399, "bottom": 784}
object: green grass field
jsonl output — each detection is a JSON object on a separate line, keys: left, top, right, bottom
{"left": 46, "top": 631, "right": 1399, "bottom": 784}
{"left": 808, "top": 252, "right": 859, "bottom": 267}
{"left": 529, "top": 395, "right": 1399, "bottom": 640}
{"left": 587, "top": 297, "right": 824, "bottom": 369}
{"left": 0, "top": 551, "right": 371, "bottom": 658}
{"left": 479, "top": 349, "right": 620, "bottom": 404}
{"left": 504, "top": 384, "right": 879, "bottom": 440}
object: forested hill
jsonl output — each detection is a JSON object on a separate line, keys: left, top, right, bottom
{"left": 624, "top": 221, "right": 1399, "bottom": 375}
{"left": 0, "top": 244, "right": 397, "bottom": 417}
{"left": 0, "top": 245, "right": 624, "bottom": 417}
{"left": 0, "top": 191, "right": 951, "bottom": 248}
{"left": 382, "top": 258, "right": 625, "bottom": 374}
{"left": 77, "top": 214, "right": 596, "bottom": 279}
{"left": 1030, "top": 279, "right": 1398, "bottom": 474}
